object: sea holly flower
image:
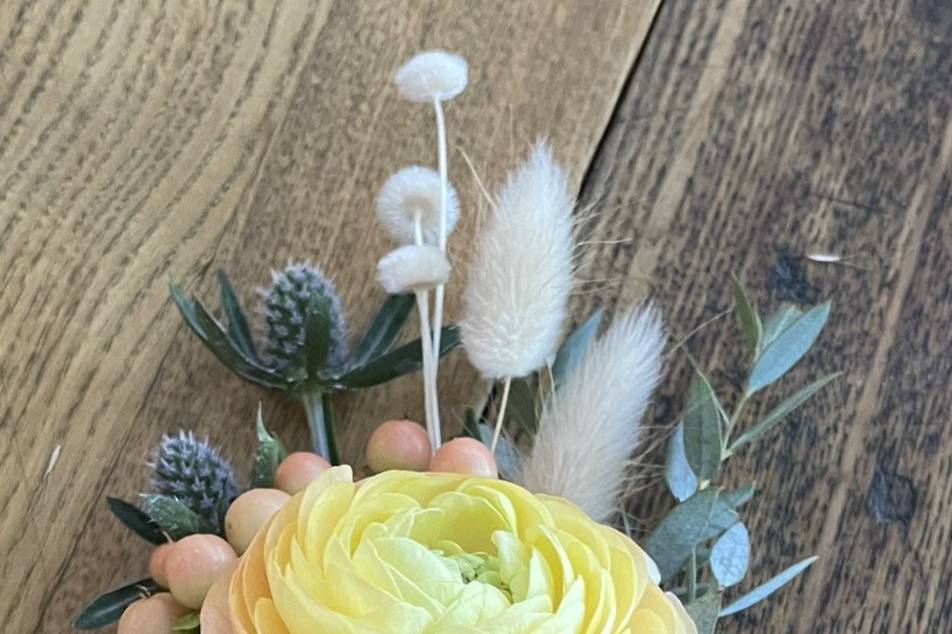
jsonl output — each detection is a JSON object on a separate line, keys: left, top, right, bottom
{"left": 229, "top": 467, "right": 697, "bottom": 634}
{"left": 170, "top": 264, "right": 460, "bottom": 462}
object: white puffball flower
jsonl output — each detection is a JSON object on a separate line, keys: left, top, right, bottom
{"left": 394, "top": 50, "right": 468, "bottom": 102}
{"left": 376, "top": 166, "right": 460, "bottom": 245}
{"left": 461, "top": 140, "right": 575, "bottom": 379}
{"left": 377, "top": 244, "right": 451, "bottom": 294}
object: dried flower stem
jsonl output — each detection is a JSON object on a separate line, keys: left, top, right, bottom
{"left": 490, "top": 376, "right": 512, "bottom": 454}
{"left": 300, "top": 390, "right": 331, "bottom": 461}
{"left": 413, "top": 213, "right": 441, "bottom": 451}
{"left": 430, "top": 96, "right": 449, "bottom": 449}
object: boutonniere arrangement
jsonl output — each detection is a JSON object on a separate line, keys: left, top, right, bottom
{"left": 75, "top": 50, "right": 836, "bottom": 634}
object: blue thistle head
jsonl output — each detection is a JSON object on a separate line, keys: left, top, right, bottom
{"left": 256, "top": 261, "right": 349, "bottom": 374}
{"left": 148, "top": 431, "right": 238, "bottom": 533}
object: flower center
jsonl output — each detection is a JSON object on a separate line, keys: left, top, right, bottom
{"left": 448, "top": 552, "right": 512, "bottom": 600}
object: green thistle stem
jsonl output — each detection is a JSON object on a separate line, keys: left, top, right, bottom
{"left": 301, "top": 390, "right": 336, "bottom": 463}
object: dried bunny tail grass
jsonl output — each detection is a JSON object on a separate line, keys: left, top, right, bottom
{"left": 519, "top": 304, "right": 665, "bottom": 522}
{"left": 376, "top": 245, "right": 451, "bottom": 294}
{"left": 461, "top": 140, "right": 575, "bottom": 380}
{"left": 376, "top": 166, "right": 460, "bottom": 245}
{"left": 394, "top": 50, "right": 469, "bottom": 102}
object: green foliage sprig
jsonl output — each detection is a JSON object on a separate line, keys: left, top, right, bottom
{"left": 645, "top": 277, "right": 837, "bottom": 632}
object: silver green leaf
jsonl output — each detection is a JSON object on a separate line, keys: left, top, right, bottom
{"left": 685, "top": 590, "right": 722, "bottom": 634}
{"left": 710, "top": 522, "right": 750, "bottom": 587}
{"left": 760, "top": 304, "right": 802, "bottom": 352}
{"left": 645, "top": 488, "right": 739, "bottom": 582}
{"left": 251, "top": 405, "right": 288, "bottom": 488}
{"left": 732, "top": 372, "right": 841, "bottom": 451}
{"left": 552, "top": 310, "right": 603, "bottom": 385}
{"left": 682, "top": 371, "right": 723, "bottom": 483}
{"left": 720, "top": 556, "right": 818, "bottom": 616}
{"left": 732, "top": 276, "right": 761, "bottom": 356}
{"left": 477, "top": 423, "right": 522, "bottom": 482}
{"left": 747, "top": 302, "right": 830, "bottom": 393}
{"left": 665, "top": 423, "right": 698, "bottom": 502}
{"left": 139, "top": 494, "right": 211, "bottom": 540}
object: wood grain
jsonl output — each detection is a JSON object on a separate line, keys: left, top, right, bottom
{"left": 575, "top": 0, "right": 952, "bottom": 632}
{"left": 0, "top": 1, "right": 662, "bottom": 631}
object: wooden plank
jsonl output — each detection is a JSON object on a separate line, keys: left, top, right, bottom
{"left": 575, "top": 0, "right": 952, "bottom": 631}
{"left": 0, "top": 0, "right": 662, "bottom": 629}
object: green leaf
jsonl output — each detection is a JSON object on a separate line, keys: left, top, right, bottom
{"left": 720, "top": 556, "right": 818, "bottom": 616}
{"left": 335, "top": 326, "right": 460, "bottom": 389}
{"left": 251, "top": 405, "right": 288, "bottom": 488}
{"left": 505, "top": 376, "right": 539, "bottom": 436}
{"left": 476, "top": 423, "right": 522, "bottom": 481}
{"left": 732, "top": 276, "right": 762, "bottom": 357}
{"left": 732, "top": 372, "right": 841, "bottom": 451}
{"left": 552, "top": 310, "right": 603, "bottom": 384}
{"left": 190, "top": 299, "right": 292, "bottom": 390}
{"left": 139, "top": 495, "right": 210, "bottom": 540}
{"left": 685, "top": 590, "right": 722, "bottom": 634}
{"left": 172, "top": 612, "right": 201, "bottom": 631}
{"left": 665, "top": 423, "right": 698, "bottom": 502}
{"left": 722, "top": 484, "right": 756, "bottom": 509}
{"left": 322, "top": 393, "right": 340, "bottom": 466}
{"left": 352, "top": 294, "right": 415, "bottom": 365}
{"left": 217, "top": 270, "right": 258, "bottom": 362}
{"left": 462, "top": 408, "right": 481, "bottom": 439}
{"left": 710, "top": 522, "right": 750, "bottom": 587}
{"left": 107, "top": 498, "right": 167, "bottom": 545}
{"left": 170, "top": 281, "right": 207, "bottom": 339}
{"left": 682, "top": 371, "right": 723, "bottom": 483}
{"left": 645, "top": 488, "right": 739, "bottom": 582}
{"left": 303, "top": 296, "right": 332, "bottom": 378}
{"left": 760, "top": 304, "right": 802, "bottom": 351}
{"left": 74, "top": 578, "right": 161, "bottom": 629}
{"left": 747, "top": 302, "right": 830, "bottom": 393}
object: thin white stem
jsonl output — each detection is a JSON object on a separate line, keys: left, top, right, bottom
{"left": 429, "top": 96, "right": 449, "bottom": 449}
{"left": 414, "top": 213, "right": 441, "bottom": 451}
{"left": 490, "top": 377, "right": 512, "bottom": 454}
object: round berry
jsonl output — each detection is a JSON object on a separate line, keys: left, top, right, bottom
{"left": 274, "top": 452, "right": 331, "bottom": 495}
{"left": 224, "top": 488, "right": 290, "bottom": 555}
{"left": 148, "top": 542, "right": 173, "bottom": 588}
{"left": 117, "top": 593, "right": 188, "bottom": 634}
{"left": 430, "top": 437, "right": 498, "bottom": 478}
{"left": 366, "top": 420, "right": 432, "bottom": 473}
{"left": 166, "top": 534, "right": 237, "bottom": 609}
{"left": 199, "top": 563, "right": 236, "bottom": 633}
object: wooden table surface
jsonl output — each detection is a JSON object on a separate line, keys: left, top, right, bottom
{"left": 1, "top": 1, "right": 949, "bottom": 632}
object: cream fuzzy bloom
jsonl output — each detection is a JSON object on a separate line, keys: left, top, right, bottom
{"left": 394, "top": 50, "right": 469, "bottom": 102}
{"left": 228, "top": 466, "right": 696, "bottom": 634}
{"left": 520, "top": 305, "right": 665, "bottom": 522}
{"left": 377, "top": 245, "right": 451, "bottom": 294}
{"left": 461, "top": 141, "right": 574, "bottom": 379}
{"left": 376, "top": 166, "right": 460, "bottom": 245}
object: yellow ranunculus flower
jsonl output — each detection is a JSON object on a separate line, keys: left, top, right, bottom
{"left": 229, "top": 466, "right": 696, "bottom": 634}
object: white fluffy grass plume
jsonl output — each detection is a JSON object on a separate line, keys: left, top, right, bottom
{"left": 377, "top": 245, "right": 451, "bottom": 294}
{"left": 394, "top": 50, "right": 469, "bottom": 102}
{"left": 461, "top": 141, "right": 574, "bottom": 379}
{"left": 520, "top": 305, "right": 665, "bottom": 521}
{"left": 376, "top": 166, "right": 460, "bottom": 245}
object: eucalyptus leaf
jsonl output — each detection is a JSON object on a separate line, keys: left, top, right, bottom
{"left": 732, "top": 372, "right": 841, "bottom": 451}
{"left": 191, "top": 299, "right": 292, "bottom": 390}
{"left": 139, "top": 495, "right": 211, "bottom": 540}
{"left": 710, "top": 522, "right": 750, "bottom": 587}
{"left": 352, "top": 294, "right": 415, "bottom": 365}
{"left": 760, "top": 304, "right": 802, "bottom": 351}
{"left": 251, "top": 405, "right": 288, "bottom": 488}
{"left": 476, "top": 423, "right": 522, "bottom": 481}
{"left": 682, "top": 371, "right": 722, "bottom": 483}
{"left": 336, "top": 326, "right": 460, "bottom": 389}
{"left": 106, "top": 497, "right": 167, "bottom": 545}
{"left": 722, "top": 484, "right": 756, "bottom": 509}
{"left": 720, "top": 556, "right": 818, "bottom": 616}
{"left": 685, "top": 590, "right": 722, "bottom": 634}
{"left": 645, "top": 488, "right": 739, "bottom": 582}
{"left": 665, "top": 423, "right": 698, "bottom": 502}
{"left": 217, "top": 270, "right": 258, "bottom": 361}
{"left": 303, "top": 296, "right": 332, "bottom": 378}
{"left": 732, "top": 276, "right": 761, "bottom": 356}
{"left": 552, "top": 310, "right": 603, "bottom": 384}
{"left": 748, "top": 302, "right": 829, "bottom": 393}
{"left": 74, "top": 578, "right": 161, "bottom": 629}
{"left": 172, "top": 612, "right": 201, "bottom": 631}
